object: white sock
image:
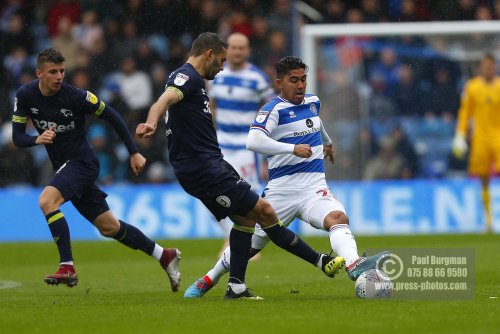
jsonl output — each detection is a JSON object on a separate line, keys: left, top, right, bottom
{"left": 228, "top": 282, "right": 246, "bottom": 294}
{"left": 315, "top": 254, "right": 325, "bottom": 269}
{"left": 329, "top": 224, "right": 359, "bottom": 267}
{"left": 152, "top": 244, "right": 164, "bottom": 261}
{"left": 207, "top": 246, "right": 230, "bottom": 283}
{"left": 60, "top": 261, "right": 74, "bottom": 266}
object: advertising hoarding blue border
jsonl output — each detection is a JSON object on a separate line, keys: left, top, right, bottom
{"left": 0, "top": 179, "right": 498, "bottom": 242}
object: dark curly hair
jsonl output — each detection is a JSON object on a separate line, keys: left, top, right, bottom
{"left": 275, "top": 56, "right": 308, "bottom": 79}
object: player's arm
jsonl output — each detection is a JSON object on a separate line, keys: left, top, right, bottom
{"left": 136, "top": 88, "right": 181, "bottom": 139}
{"left": 97, "top": 104, "right": 145, "bottom": 176}
{"left": 320, "top": 119, "right": 334, "bottom": 164}
{"left": 12, "top": 120, "right": 56, "bottom": 147}
{"left": 247, "top": 110, "right": 311, "bottom": 158}
{"left": 453, "top": 81, "right": 472, "bottom": 157}
{"left": 11, "top": 96, "right": 56, "bottom": 147}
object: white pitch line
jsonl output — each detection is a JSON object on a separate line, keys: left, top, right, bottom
{"left": 0, "top": 280, "right": 22, "bottom": 289}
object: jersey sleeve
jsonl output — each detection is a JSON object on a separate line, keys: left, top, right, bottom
{"left": 250, "top": 105, "right": 279, "bottom": 136}
{"left": 72, "top": 86, "right": 107, "bottom": 117}
{"left": 11, "top": 91, "right": 37, "bottom": 147}
{"left": 166, "top": 68, "right": 199, "bottom": 101}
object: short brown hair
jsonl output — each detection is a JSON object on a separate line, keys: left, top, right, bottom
{"left": 190, "top": 32, "right": 228, "bottom": 56}
{"left": 37, "top": 48, "right": 65, "bottom": 68}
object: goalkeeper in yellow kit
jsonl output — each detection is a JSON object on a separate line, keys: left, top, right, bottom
{"left": 453, "top": 53, "right": 500, "bottom": 232}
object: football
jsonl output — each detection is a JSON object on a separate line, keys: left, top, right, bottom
{"left": 355, "top": 269, "right": 393, "bottom": 299}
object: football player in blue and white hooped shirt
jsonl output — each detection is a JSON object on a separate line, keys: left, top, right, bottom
{"left": 183, "top": 56, "right": 390, "bottom": 297}
{"left": 208, "top": 33, "right": 275, "bottom": 250}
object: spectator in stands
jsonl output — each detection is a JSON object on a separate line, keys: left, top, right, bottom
{"left": 68, "top": 67, "right": 91, "bottom": 91}
{"left": 81, "top": 0, "right": 121, "bottom": 22}
{"left": 475, "top": 5, "right": 493, "bottom": 20}
{"left": 87, "top": 37, "right": 118, "bottom": 87}
{"left": 120, "top": 0, "right": 148, "bottom": 35}
{"left": 110, "top": 56, "right": 153, "bottom": 125}
{"left": 363, "top": 135, "right": 405, "bottom": 180}
{"left": 3, "top": 45, "right": 33, "bottom": 89}
{"left": 360, "top": 0, "right": 386, "bottom": 22}
{"left": 268, "top": 0, "right": 292, "bottom": 53}
{"left": 165, "top": 40, "right": 188, "bottom": 73}
{"left": 393, "top": 63, "right": 424, "bottom": 117}
{"left": 249, "top": 15, "right": 270, "bottom": 65}
{"left": 368, "top": 72, "right": 396, "bottom": 138}
{"left": 425, "top": 65, "right": 459, "bottom": 117}
{"left": 72, "top": 9, "right": 103, "bottom": 53}
{"left": 133, "top": 40, "right": 162, "bottom": 73}
{"left": 0, "top": 0, "right": 32, "bottom": 33}
{"left": 150, "top": 63, "right": 168, "bottom": 100}
{"left": 322, "top": 0, "right": 346, "bottom": 23}
{"left": 390, "top": 125, "right": 420, "bottom": 177}
{"left": 116, "top": 19, "right": 141, "bottom": 57}
{"left": 456, "top": 0, "right": 477, "bottom": 20}
{"left": 369, "top": 46, "right": 401, "bottom": 95}
{"left": 46, "top": 0, "right": 80, "bottom": 37}
{"left": 51, "top": 16, "right": 83, "bottom": 73}
{"left": 0, "top": 11, "right": 34, "bottom": 57}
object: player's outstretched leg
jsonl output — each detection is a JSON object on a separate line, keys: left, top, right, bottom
{"left": 184, "top": 245, "right": 231, "bottom": 298}
{"left": 184, "top": 276, "right": 215, "bottom": 298}
{"left": 346, "top": 251, "right": 390, "bottom": 281}
{"left": 319, "top": 254, "right": 345, "bottom": 278}
{"left": 44, "top": 264, "right": 78, "bottom": 287}
{"left": 99, "top": 215, "right": 182, "bottom": 292}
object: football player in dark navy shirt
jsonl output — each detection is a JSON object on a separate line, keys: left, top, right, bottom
{"left": 136, "top": 32, "right": 340, "bottom": 300}
{"left": 12, "top": 48, "right": 181, "bottom": 291}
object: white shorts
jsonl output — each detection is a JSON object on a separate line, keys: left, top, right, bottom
{"left": 252, "top": 186, "right": 346, "bottom": 249}
{"left": 222, "top": 148, "right": 261, "bottom": 190}
{"left": 218, "top": 148, "right": 263, "bottom": 236}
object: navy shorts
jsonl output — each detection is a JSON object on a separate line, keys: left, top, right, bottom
{"left": 49, "top": 158, "right": 109, "bottom": 222}
{"left": 199, "top": 177, "right": 260, "bottom": 221}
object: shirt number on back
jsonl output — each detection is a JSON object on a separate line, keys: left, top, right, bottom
{"left": 203, "top": 100, "right": 211, "bottom": 114}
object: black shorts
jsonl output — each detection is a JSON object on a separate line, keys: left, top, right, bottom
{"left": 49, "top": 158, "right": 109, "bottom": 222}
{"left": 199, "top": 177, "right": 260, "bottom": 221}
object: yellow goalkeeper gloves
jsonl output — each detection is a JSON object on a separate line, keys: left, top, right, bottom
{"left": 452, "top": 134, "right": 468, "bottom": 159}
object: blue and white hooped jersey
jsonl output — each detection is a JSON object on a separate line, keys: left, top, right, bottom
{"left": 250, "top": 94, "right": 328, "bottom": 189}
{"left": 209, "top": 63, "right": 274, "bottom": 150}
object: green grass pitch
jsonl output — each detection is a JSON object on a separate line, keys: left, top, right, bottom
{"left": 0, "top": 234, "right": 498, "bottom": 334}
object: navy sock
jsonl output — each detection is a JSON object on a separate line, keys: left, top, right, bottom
{"left": 264, "top": 222, "right": 320, "bottom": 265}
{"left": 113, "top": 220, "right": 155, "bottom": 255}
{"left": 228, "top": 227, "right": 253, "bottom": 284}
{"left": 45, "top": 210, "right": 73, "bottom": 263}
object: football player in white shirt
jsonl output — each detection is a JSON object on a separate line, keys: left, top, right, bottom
{"left": 209, "top": 33, "right": 274, "bottom": 255}
{"left": 184, "top": 56, "right": 389, "bottom": 298}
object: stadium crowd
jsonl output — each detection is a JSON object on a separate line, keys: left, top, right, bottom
{"left": 0, "top": 0, "right": 497, "bottom": 187}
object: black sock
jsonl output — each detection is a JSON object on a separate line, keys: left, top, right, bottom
{"left": 264, "top": 222, "right": 320, "bottom": 265}
{"left": 113, "top": 220, "right": 155, "bottom": 255}
{"left": 228, "top": 227, "right": 253, "bottom": 284}
{"left": 46, "top": 210, "right": 73, "bottom": 263}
